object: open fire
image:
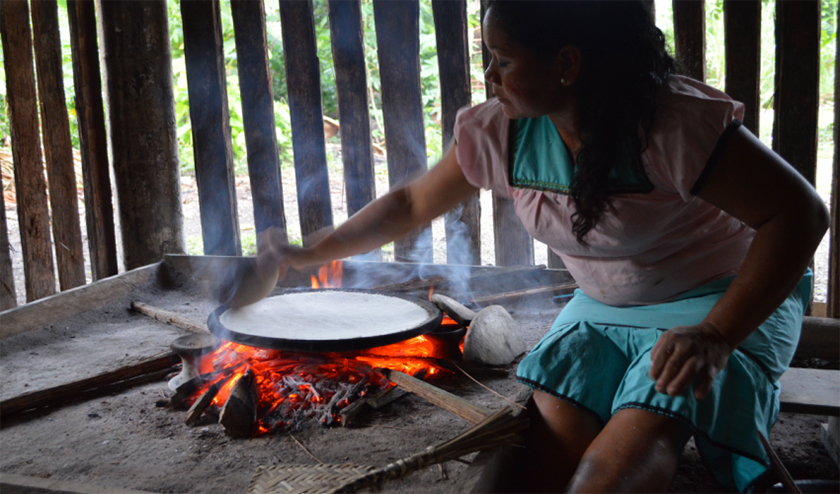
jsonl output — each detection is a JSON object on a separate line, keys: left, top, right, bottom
{"left": 172, "top": 261, "right": 466, "bottom": 437}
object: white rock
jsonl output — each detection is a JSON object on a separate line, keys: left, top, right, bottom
{"left": 463, "top": 305, "right": 526, "bottom": 366}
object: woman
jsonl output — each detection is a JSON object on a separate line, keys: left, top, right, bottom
{"left": 258, "top": 1, "right": 829, "bottom": 492}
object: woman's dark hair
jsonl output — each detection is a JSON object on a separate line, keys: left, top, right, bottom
{"left": 484, "top": 0, "right": 675, "bottom": 244}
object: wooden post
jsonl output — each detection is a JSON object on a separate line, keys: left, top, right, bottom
{"left": 98, "top": 0, "right": 185, "bottom": 269}
{"left": 724, "top": 0, "right": 761, "bottom": 134}
{"left": 30, "top": 0, "right": 86, "bottom": 291}
{"left": 181, "top": 0, "right": 241, "bottom": 256}
{"left": 230, "top": 0, "right": 288, "bottom": 240}
{"left": 0, "top": 0, "right": 57, "bottom": 302}
{"left": 66, "top": 0, "right": 118, "bottom": 281}
{"left": 773, "top": 0, "right": 820, "bottom": 185}
{"left": 433, "top": 0, "right": 481, "bottom": 266}
{"left": 0, "top": 187, "right": 15, "bottom": 310}
{"left": 328, "top": 0, "right": 377, "bottom": 249}
{"left": 279, "top": 0, "right": 334, "bottom": 244}
{"left": 829, "top": 3, "right": 840, "bottom": 320}
{"left": 373, "top": 0, "right": 431, "bottom": 263}
{"left": 479, "top": 2, "right": 533, "bottom": 267}
{"left": 547, "top": 248, "right": 565, "bottom": 269}
{"left": 672, "top": 0, "right": 706, "bottom": 82}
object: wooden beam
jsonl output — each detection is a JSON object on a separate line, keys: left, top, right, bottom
{"left": 372, "top": 0, "right": 431, "bottom": 263}
{"left": 279, "top": 0, "right": 334, "bottom": 244}
{"left": 0, "top": 0, "right": 56, "bottom": 302}
{"left": 30, "top": 0, "right": 86, "bottom": 291}
{"left": 66, "top": 0, "right": 118, "bottom": 281}
{"left": 0, "top": 473, "right": 159, "bottom": 494}
{"left": 773, "top": 0, "right": 821, "bottom": 185}
{"left": 779, "top": 367, "right": 839, "bottom": 415}
{"left": 99, "top": 0, "right": 184, "bottom": 269}
{"left": 0, "top": 351, "right": 177, "bottom": 419}
{"left": 795, "top": 316, "right": 840, "bottom": 361}
{"left": 829, "top": 2, "right": 840, "bottom": 319}
{"left": 0, "top": 263, "right": 158, "bottom": 340}
{"left": 547, "top": 248, "right": 565, "bottom": 269}
{"left": 230, "top": 0, "right": 288, "bottom": 240}
{"left": 433, "top": 0, "right": 481, "bottom": 266}
{"left": 377, "top": 368, "right": 490, "bottom": 425}
{"left": 724, "top": 0, "right": 761, "bottom": 134}
{"left": 181, "top": 0, "right": 241, "bottom": 256}
{"left": 328, "top": 0, "right": 377, "bottom": 222}
{"left": 0, "top": 186, "right": 15, "bottom": 310}
{"left": 672, "top": 0, "right": 706, "bottom": 82}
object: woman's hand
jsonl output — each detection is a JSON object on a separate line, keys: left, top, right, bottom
{"left": 256, "top": 226, "right": 310, "bottom": 278}
{"left": 649, "top": 323, "right": 734, "bottom": 400}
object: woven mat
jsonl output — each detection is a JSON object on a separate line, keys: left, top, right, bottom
{"left": 248, "top": 464, "right": 377, "bottom": 494}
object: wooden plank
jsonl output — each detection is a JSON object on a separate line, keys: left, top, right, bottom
{"left": 0, "top": 473, "right": 160, "bottom": 494}
{"left": 0, "top": 0, "right": 56, "bottom": 302}
{"left": 0, "top": 186, "right": 15, "bottom": 310}
{"left": 773, "top": 0, "right": 821, "bottom": 185}
{"left": 376, "top": 368, "right": 490, "bottom": 425}
{"left": 432, "top": 0, "right": 480, "bottom": 266}
{"left": 672, "top": 0, "right": 706, "bottom": 82}
{"left": 830, "top": 3, "right": 840, "bottom": 320}
{"left": 0, "top": 263, "right": 158, "bottom": 340}
{"left": 547, "top": 248, "right": 565, "bottom": 269}
{"left": 30, "top": 0, "right": 86, "bottom": 291}
{"left": 372, "top": 0, "right": 430, "bottom": 262}
{"left": 779, "top": 367, "right": 840, "bottom": 415}
{"left": 66, "top": 0, "right": 118, "bottom": 281}
{"left": 181, "top": 0, "right": 241, "bottom": 256}
{"left": 230, "top": 0, "right": 287, "bottom": 240}
{"left": 724, "top": 0, "right": 761, "bottom": 134}
{"left": 130, "top": 301, "right": 209, "bottom": 334}
{"left": 1, "top": 351, "right": 176, "bottom": 419}
{"left": 328, "top": 0, "right": 376, "bottom": 220}
{"left": 493, "top": 196, "right": 534, "bottom": 266}
{"left": 795, "top": 316, "right": 840, "bottom": 361}
{"left": 279, "top": 0, "right": 333, "bottom": 243}
{"left": 99, "top": 0, "right": 184, "bottom": 269}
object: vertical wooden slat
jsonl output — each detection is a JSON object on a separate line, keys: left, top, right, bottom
{"left": 230, "top": 0, "right": 287, "bottom": 242}
{"left": 672, "top": 0, "right": 705, "bottom": 82}
{"left": 99, "top": 0, "right": 184, "bottom": 269}
{"left": 433, "top": 0, "right": 480, "bottom": 266}
{"left": 0, "top": 187, "right": 16, "bottom": 310}
{"left": 829, "top": 3, "right": 840, "bottom": 319}
{"left": 372, "top": 0, "right": 430, "bottom": 263}
{"left": 547, "top": 249, "right": 565, "bottom": 269}
{"left": 0, "top": 0, "right": 56, "bottom": 302}
{"left": 773, "top": 0, "right": 821, "bottom": 185}
{"left": 181, "top": 0, "right": 241, "bottom": 256}
{"left": 279, "top": 0, "right": 334, "bottom": 244}
{"left": 328, "top": 0, "right": 375, "bottom": 218}
{"left": 66, "top": 0, "right": 118, "bottom": 281}
{"left": 480, "top": 2, "right": 534, "bottom": 267}
{"left": 30, "top": 0, "right": 86, "bottom": 290}
{"left": 724, "top": 0, "right": 761, "bottom": 134}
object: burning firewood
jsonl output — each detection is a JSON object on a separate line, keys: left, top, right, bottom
{"left": 376, "top": 368, "right": 490, "bottom": 425}
{"left": 366, "top": 386, "right": 409, "bottom": 409}
{"left": 219, "top": 369, "right": 258, "bottom": 438}
{"left": 184, "top": 376, "right": 229, "bottom": 426}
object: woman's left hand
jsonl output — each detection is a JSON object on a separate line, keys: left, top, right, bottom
{"left": 649, "top": 323, "right": 734, "bottom": 400}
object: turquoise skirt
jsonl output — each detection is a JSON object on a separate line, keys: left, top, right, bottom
{"left": 516, "top": 272, "right": 812, "bottom": 493}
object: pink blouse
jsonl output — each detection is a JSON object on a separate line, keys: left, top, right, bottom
{"left": 454, "top": 76, "right": 755, "bottom": 306}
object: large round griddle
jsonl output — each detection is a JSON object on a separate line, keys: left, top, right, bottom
{"left": 207, "top": 288, "right": 443, "bottom": 353}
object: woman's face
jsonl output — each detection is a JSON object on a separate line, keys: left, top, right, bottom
{"left": 482, "top": 9, "right": 569, "bottom": 119}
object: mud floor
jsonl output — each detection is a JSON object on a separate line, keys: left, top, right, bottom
{"left": 0, "top": 268, "right": 837, "bottom": 493}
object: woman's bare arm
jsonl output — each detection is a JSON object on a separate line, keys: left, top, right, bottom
{"left": 650, "top": 125, "right": 829, "bottom": 398}
{"left": 262, "top": 145, "right": 479, "bottom": 270}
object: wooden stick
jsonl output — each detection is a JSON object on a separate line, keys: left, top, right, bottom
{"left": 376, "top": 368, "right": 490, "bottom": 425}
{"left": 185, "top": 378, "right": 225, "bottom": 426}
{"left": 339, "top": 394, "right": 371, "bottom": 427}
{"left": 758, "top": 430, "right": 802, "bottom": 494}
{"left": 367, "top": 386, "right": 408, "bottom": 409}
{"left": 131, "top": 301, "right": 209, "bottom": 334}
{"left": 1, "top": 351, "right": 177, "bottom": 419}
{"left": 470, "top": 282, "right": 578, "bottom": 306}
{"left": 219, "top": 369, "right": 257, "bottom": 438}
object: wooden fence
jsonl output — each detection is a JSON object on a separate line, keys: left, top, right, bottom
{"left": 0, "top": 0, "right": 838, "bottom": 317}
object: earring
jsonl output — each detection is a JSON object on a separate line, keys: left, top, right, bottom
{"left": 561, "top": 78, "right": 566, "bottom": 85}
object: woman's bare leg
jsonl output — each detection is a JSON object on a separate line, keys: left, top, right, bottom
{"left": 520, "top": 390, "right": 604, "bottom": 493}
{"left": 566, "top": 408, "right": 692, "bottom": 493}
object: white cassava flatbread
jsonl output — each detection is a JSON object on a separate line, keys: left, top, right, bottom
{"left": 219, "top": 291, "right": 431, "bottom": 341}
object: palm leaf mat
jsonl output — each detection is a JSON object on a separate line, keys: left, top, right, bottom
{"left": 248, "top": 407, "right": 528, "bottom": 494}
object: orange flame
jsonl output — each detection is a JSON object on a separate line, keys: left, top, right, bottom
{"left": 311, "top": 260, "right": 343, "bottom": 289}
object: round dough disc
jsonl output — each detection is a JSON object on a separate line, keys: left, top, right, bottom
{"left": 210, "top": 289, "right": 442, "bottom": 352}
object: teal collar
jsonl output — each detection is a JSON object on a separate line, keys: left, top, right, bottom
{"left": 508, "top": 117, "right": 654, "bottom": 195}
